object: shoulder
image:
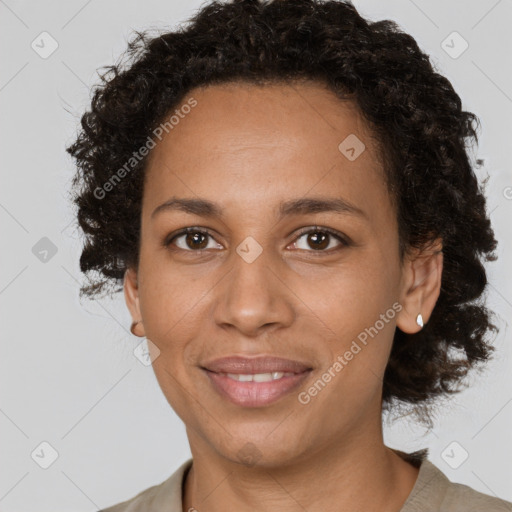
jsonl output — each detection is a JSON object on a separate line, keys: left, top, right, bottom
{"left": 98, "top": 459, "right": 193, "bottom": 512}
{"left": 403, "top": 457, "right": 512, "bottom": 512}
{"left": 441, "top": 477, "right": 512, "bottom": 512}
{"left": 98, "top": 481, "right": 162, "bottom": 512}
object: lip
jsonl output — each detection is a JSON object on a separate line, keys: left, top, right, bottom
{"left": 202, "top": 356, "right": 312, "bottom": 374}
{"left": 201, "top": 356, "right": 313, "bottom": 407}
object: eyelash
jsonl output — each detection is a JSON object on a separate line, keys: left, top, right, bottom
{"left": 163, "top": 225, "right": 350, "bottom": 255}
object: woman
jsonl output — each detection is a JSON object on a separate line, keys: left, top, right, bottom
{"left": 66, "top": 0, "right": 512, "bottom": 510}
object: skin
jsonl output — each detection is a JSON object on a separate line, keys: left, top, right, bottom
{"left": 124, "top": 80, "right": 443, "bottom": 512}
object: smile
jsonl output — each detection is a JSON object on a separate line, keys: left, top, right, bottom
{"left": 220, "top": 372, "right": 295, "bottom": 382}
{"left": 203, "top": 369, "right": 311, "bottom": 407}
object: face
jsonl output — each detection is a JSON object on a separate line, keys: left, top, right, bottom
{"left": 125, "top": 80, "right": 442, "bottom": 467}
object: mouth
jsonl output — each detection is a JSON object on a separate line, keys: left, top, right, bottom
{"left": 201, "top": 356, "right": 313, "bottom": 407}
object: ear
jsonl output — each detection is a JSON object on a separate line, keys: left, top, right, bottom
{"left": 396, "top": 239, "right": 443, "bottom": 334}
{"left": 124, "top": 267, "right": 146, "bottom": 337}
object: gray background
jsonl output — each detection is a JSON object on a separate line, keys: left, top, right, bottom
{"left": 1, "top": 0, "right": 511, "bottom": 510}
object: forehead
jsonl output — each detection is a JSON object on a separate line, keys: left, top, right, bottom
{"left": 143, "top": 80, "right": 391, "bottom": 224}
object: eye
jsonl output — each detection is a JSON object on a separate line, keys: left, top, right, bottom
{"left": 290, "top": 226, "right": 349, "bottom": 253}
{"left": 164, "top": 227, "right": 221, "bottom": 252}
{"left": 163, "top": 226, "right": 349, "bottom": 254}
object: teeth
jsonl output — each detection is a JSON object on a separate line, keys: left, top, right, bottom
{"left": 223, "top": 372, "right": 294, "bottom": 382}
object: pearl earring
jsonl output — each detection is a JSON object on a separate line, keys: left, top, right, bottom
{"left": 416, "top": 314, "right": 424, "bottom": 328}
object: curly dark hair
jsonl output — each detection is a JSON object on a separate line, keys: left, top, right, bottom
{"left": 66, "top": 0, "right": 498, "bottom": 425}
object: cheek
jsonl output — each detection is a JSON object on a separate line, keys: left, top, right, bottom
{"left": 295, "top": 254, "right": 398, "bottom": 342}
{"left": 294, "top": 266, "right": 399, "bottom": 417}
{"left": 137, "top": 263, "right": 206, "bottom": 417}
{"left": 137, "top": 251, "right": 210, "bottom": 344}
{"left": 290, "top": 256, "right": 401, "bottom": 406}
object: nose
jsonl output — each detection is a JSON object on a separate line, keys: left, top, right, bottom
{"left": 212, "top": 248, "right": 295, "bottom": 338}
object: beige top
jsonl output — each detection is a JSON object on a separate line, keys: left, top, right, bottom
{"left": 99, "top": 450, "right": 512, "bottom": 511}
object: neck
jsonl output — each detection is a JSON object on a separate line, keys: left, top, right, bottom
{"left": 182, "top": 430, "right": 419, "bottom": 512}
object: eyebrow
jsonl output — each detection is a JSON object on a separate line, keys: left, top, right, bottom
{"left": 151, "top": 196, "right": 368, "bottom": 221}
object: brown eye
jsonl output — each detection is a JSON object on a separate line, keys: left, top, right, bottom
{"left": 164, "top": 226, "right": 349, "bottom": 254}
{"left": 305, "top": 231, "right": 330, "bottom": 250}
{"left": 165, "top": 228, "right": 220, "bottom": 251}
{"left": 182, "top": 231, "right": 209, "bottom": 250}
{"left": 291, "top": 227, "right": 348, "bottom": 253}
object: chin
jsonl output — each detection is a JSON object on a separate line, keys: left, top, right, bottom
{"left": 209, "top": 425, "right": 307, "bottom": 469}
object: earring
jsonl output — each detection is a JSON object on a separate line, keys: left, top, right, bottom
{"left": 416, "top": 314, "right": 424, "bottom": 328}
{"left": 130, "top": 321, "right": 141, "bottom": 335}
